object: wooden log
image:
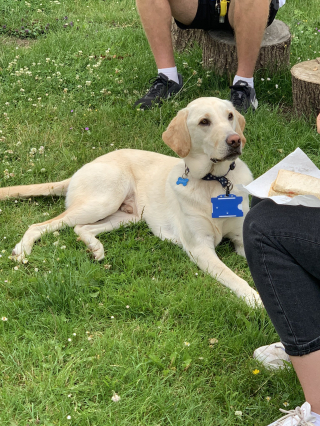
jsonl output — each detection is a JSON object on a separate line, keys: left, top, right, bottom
{"left": 171, "top": 19, "right": 205, "bottom": 52}
{"left": 172, "top": 19, "right": 291, "bottom": 76}
{"left": 202, "top": 20, "right": 291, "bottom": 76}
{"left": 291, "top": 58, "right": 320, "bottom": 118}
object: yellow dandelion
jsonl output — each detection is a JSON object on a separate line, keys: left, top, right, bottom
{"left": 252, "top": 369, "right": 260, "bottom": 375}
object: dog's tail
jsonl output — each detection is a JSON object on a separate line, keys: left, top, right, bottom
{"left": 0, "top": 179, "right": 71, "bottom": 200}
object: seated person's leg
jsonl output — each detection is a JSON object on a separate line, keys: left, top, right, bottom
{"left": 228, "top": 0, "right": 271, "bottom": 112}
{"left": 134, "top": 0, "right": 197, "bottom": 109}
{"left": 243, "top": 199, "right": 320, "bottom": 423}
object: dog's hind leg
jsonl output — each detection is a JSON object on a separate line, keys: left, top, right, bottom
{"left": 74, "top": 210, "right": 140, "bottom": 260}
{"left": 12, "top": 198, "right": 128, "bottom": 262}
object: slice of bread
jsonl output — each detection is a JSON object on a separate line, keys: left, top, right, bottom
{"left": 268, "top": 169, "right": 320, "bottom": 199}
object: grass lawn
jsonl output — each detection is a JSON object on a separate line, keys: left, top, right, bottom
{"left": 0, "top": 0, "right": 320, "bottom": 425}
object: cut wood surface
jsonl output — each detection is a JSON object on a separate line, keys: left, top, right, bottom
{"left": 172, "top": 19, "right": 291, "bottom": 76}
{"left": 291, "top": 58, "right": 320, "bottom": 118}
{"left": 203, "top": 20, "right": 291, "bottom": 75}
{"left": 171, "top": 20, "right": 205, "bottom": 52}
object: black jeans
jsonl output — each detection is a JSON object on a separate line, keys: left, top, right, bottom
{"left": 243, "top": 199, "right": 320, "bottom": 356}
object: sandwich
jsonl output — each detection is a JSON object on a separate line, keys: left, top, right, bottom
{"left": 268, "top": 169, "right": 320, "bottom": 199}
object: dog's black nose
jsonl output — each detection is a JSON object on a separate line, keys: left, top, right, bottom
{"left": 226, "top": 134, "right": 241, "bottom": 148}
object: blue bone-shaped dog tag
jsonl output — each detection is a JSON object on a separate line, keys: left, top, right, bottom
{"left": 176, "top": 177, "right": 189, "bottom": 186}
{"left": 211, "top": 194, "right": 243, "bottom": 218}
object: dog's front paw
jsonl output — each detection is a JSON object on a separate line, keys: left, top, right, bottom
{"left": 243, "top": 288, "right": 263, "bottom": 308}
{"left": 234, "top": 243, "right": 246, "bottom": 258}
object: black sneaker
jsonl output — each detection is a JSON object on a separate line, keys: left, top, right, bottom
{"left": 134, "top": 73, "right": 183, "bottom": 110}
{"left": 230, "top": 80, "right": 258, "bottom": 113}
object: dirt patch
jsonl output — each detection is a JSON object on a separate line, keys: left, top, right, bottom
{"left": 0, "top": 35, "right": 36, "bottom": 48}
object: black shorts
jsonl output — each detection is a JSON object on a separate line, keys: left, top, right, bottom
{"left": 175, "top": 0, "right": 279, "bottom": 32}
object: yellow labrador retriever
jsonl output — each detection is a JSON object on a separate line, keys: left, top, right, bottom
{"left": 0, "top": 97, "right": 261, "bottom": 306}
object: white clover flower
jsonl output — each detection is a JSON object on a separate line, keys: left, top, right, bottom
{"left": 111, "top": 393, "right": 121, "bottom": 402}
{"left": 235, "top": 411, "right": 242, "bottom": 417}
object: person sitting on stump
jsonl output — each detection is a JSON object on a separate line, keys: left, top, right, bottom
{"left": 134, "top": 0, "right": 286, "bottom": 112}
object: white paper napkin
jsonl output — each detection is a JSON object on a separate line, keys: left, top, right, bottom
{"left": 238, "top": 148, "right": 320, "bottom": 207}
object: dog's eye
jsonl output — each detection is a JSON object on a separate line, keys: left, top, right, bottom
{"left": 228, "top": 112, "right": 234, "bottom": 120}
{"left": 199, "top": 118, "right": 210, "bottom": 126}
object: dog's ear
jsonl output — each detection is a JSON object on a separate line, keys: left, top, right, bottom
{"left": 162, "top": 109, "right": 191, "bottom": 158}
{"left": 234, "top": 110, "right": 246, "bottom": 147}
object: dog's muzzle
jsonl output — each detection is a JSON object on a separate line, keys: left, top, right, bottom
{"left": 225, "top": 134, "right": 242, "bottom": 158}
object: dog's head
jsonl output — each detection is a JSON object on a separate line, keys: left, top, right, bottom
{"left": 162, "top": 97, "right": 246, "bottom": 177}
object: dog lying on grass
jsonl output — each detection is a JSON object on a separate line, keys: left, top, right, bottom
{"left": 0, "top": 97, "right": 261, "bottom": 307}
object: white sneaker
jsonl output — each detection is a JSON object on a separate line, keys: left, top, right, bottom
{"left": 268, "top": 402, "right": 316, "bottom": 425}
{"left": 253, "top": 342, "right": 291, "bottom": 369}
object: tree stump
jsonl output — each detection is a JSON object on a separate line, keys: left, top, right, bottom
{"left": 171, "top": 19, "right": 205, "bottom": 52}
{"left": 291, "top": 58, "right": 320, "bottom": 118}
{"left": 202, "top": 20, "right": 291, "bottom": 76}
{"left": 172, "top": 19, "right": 291, "bottom": 77}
